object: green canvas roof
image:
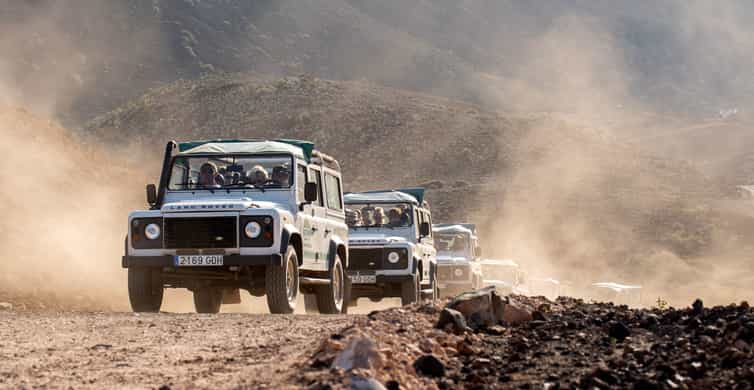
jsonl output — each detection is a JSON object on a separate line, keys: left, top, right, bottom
{"left": 177, "top": 139, "right": 313, "bottom": 161}
{"left": 344, "top": 188, "right": 425, "bottom": 205}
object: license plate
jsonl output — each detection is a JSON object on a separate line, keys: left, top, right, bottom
{"left": 350, "top": 272, "right": 376, "bottom": 284}
{"left": 174, "top": 255, "right": 224, "bottom": 266}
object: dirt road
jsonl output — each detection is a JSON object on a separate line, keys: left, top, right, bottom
{"left": 0, "top": 311, "right": 354, "bottom": 389}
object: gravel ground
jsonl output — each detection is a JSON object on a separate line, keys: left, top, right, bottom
{"left": 0, "top": 311, "right": 354, "bottom": 389}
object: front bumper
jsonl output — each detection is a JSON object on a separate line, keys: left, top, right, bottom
{"left": 122, "top": 254, "right": 282, "bottom": 268}
{"left": 347, "top": 273, "right": 415, "bottom": 298}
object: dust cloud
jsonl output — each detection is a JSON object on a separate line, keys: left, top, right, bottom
{"left": 470, "top": 6, "right": 754, "bottom": 307}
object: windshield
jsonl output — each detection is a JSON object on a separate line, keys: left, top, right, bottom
{"left": 345, "top": 203, "right": 413, "bottom": 228}
{"left": 482, "top": 264, "right": 518, "bottom": 283}
{"left": 435, "top": 233, "right": 469, "bottom": 255}
{"left": 168, "top": 155, "right": 293, "bottom": 190}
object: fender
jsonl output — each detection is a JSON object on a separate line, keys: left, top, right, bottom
{"left": 281, "top": 223, "right": 302, "bottom": 262}
{"left": 327, "top": 235, "right": 348, "bottom": 270}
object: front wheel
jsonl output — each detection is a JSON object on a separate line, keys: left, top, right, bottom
{"left": 193, "top": 288, "right": 223, "bottom": 314}
{"left": 316, "top": 254, "right": 345, "bottom": 314}
{"left": 266, "top": 246, "right": 299, "bottom": 314}
{"left": 401, "top": 273, "right": 420, "bottom": 306}
{"left": 128, "top": 268, "right": 163, "bottom": 313}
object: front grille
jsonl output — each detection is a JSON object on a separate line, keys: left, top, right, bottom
{"left": 438, "top": 265, "right": 469, "bottom": 281}
{"left": 348, "top": 248, "right": 383, "bottom": 270}
{"left": 164, "top": 217, "right": 237, "bottom": 249}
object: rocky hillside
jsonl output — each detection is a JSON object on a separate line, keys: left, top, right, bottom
{"left": 5, "top": 1, "right": 754, "bottom": 125}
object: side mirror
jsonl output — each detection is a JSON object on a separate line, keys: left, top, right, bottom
{"left": 304, "top": 182, "right": 318, "bottom": 203}
{"left": 146, "top": 184, "right": 157, "bottom": 206}
{"left": 419, "top": 222, "right": 431, "bottom": 237}
{"left": 475, "top": 246, "right": 483, "bottom": 257}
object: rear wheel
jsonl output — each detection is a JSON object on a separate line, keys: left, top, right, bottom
{"left": 193, "top": 288, "right": 223, "bottom": 314}
{"left": 401, "top": 273, "right": 420, "bottom": 306}
{"left": 128, "top": 268, "right": 163, "bottom": 313}
{"left": 266, "top": 246, "right": 299, "bottom": 314}
{"left": 316, "top": 254, "right": 345, "bottom": 314}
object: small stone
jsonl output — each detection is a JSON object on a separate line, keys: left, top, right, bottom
{"left": 532, "top": 310, "right": 548, "bottom": 321}
{"left": 436, "top": 308, "right": 470, "bottom": 335}
{"left": 384, "top": 380, "right": 400, "bottom": 390}
{"left": 413, "top": 354, "right": 445, "bottom": 378}
{"left": 0, "top": 302, "right": 13, "bottom": 311}
{"left": 332, "top": 337, "right": 383, "bottom": 371}
{"left": 608, "top": 322, "right": 631, "bottom": 342}
{"left": 692, "top": 299, "right": 704, "bottom": 316}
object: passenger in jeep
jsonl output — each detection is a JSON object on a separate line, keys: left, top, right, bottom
{"left": 199, "top": 162, "right": 222, "bottom": 187}
{"left": 388, "top": 208, "right": 403, "bottom": 227}
{"left": 247, "top": 165, "right": 269, "bottom": 186}
{"left": 271, "top": 166, "right": 290, "bottom": 186}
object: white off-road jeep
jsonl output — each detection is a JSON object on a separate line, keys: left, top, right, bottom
{"left": 123, "top": 139, "right": 349, "bottom": 314}
{"left": 341, "top": 189, "right": 438, "bottom": 306}
{"left": 433, "top": 224, "right": 483, "bottom": 297}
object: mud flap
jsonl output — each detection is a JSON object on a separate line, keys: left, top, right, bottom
{"left": 222, "top": 288, "right": 242, "bottom": 304}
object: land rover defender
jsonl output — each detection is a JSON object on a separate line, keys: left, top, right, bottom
{"left": 433, "top": 223, "right": 483, "bottom": 297}
{"left": 341, "top": 188, "right": 438, "bottom": 307}
{"left": 123, "top": 139, "right": 349, "bottom": 314}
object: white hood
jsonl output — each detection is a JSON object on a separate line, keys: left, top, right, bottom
{"left": 161, "top": 197, "right": 255, "bottom": 212}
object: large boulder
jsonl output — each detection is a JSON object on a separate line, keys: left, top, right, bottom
{"left": 445, "top": 286, "right": 532, "bottom": 330}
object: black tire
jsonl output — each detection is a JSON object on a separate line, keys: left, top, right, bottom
{"left": 431, "top": 273, "right": 440, "bottom": 302}
{"left": 316, "top": 254, "right": 345, "bottom": 314}
{"left": 341, "top": 275, "right": 353, "bottom": 314}
{"left": 128, "top": 267, "right": 163, "bottom": 313}
{"left": 266, "top": 246, "right": 299, "bottom": 314}
{"left": 193, "top": 288, "right": 223, "bottom": 314}
{"left": 304, "top": 294, "right": 319, "bottom": 314}
{"left": 401, "top": 273, "right": 420, "bottom": 306}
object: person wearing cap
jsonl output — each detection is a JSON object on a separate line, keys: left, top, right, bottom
{"left": 271, "top": 165, "right": 291, "bottom": 186}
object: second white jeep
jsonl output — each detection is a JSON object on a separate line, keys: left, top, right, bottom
{"left": 342, "top": 189, "right": 438, "bottom": 307}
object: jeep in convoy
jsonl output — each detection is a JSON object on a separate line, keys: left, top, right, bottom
{"left": 433, "top": 224, "right": 483, "bottom": 297}
{"left": 122, "top": 139, "right": 349, "bottom": 314}
{"left": 341, "top": 189, "right": 438, "bottom": 306}
{"left": 480, "top": 258, "right": 529, "bottom": 295}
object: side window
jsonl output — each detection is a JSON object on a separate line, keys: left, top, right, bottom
{"left": 296, "top": 165, "right": 307, "bottom": 203}
{"left": 324, "top": 173, "right": 343, "bottom": 210}
{"left": 312, "top": 168, "right": 325, "bottom": 207}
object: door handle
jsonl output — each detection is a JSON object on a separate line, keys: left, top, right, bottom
{"left": 311, "top": 227, "right": 318, "bottom": 232}
{"left": 324, "top": 229, "right": 332, "bottom": 235}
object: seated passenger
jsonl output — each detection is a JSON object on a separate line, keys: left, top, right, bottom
{"left": 198, "top": 162, "right": 222, "bottom": 187}
{"left": 271, "top": 166, "right": 291, "bottom": 186}
{"left": 361, "top": 207, "right": 375, "bottom": 226}
{"left": 388, "top": 208, "right": 403, "bottom": 227}
{"left": 373, "top": 207, "right": 386, "bottom": 226}
{"left": 247, "top": 165, "right": 269, "bottom": 186}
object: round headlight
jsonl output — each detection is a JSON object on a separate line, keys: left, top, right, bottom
{"left": 245, "top": 221, "right": 262, "bottom": 239}
{"left": 454, "top": 268, "right": 464, "bottom": 277}
{"left": 387, "top": 251, "right": 400, "bottom": 264}
{"left": 144, "top": 223, "right": 161, "bottom": 240}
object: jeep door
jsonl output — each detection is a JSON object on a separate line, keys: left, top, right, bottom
{"left": 415, "top": 208, "right": 436, "bottom": 284}
{"left": 322, "top": 169, "right": 347, "bottom": 269}
{"left": 296, "top": 163, "right": 319, "bottom": 268}
{"left": 307, "top": 165, "right": 329, "bottom": 270}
